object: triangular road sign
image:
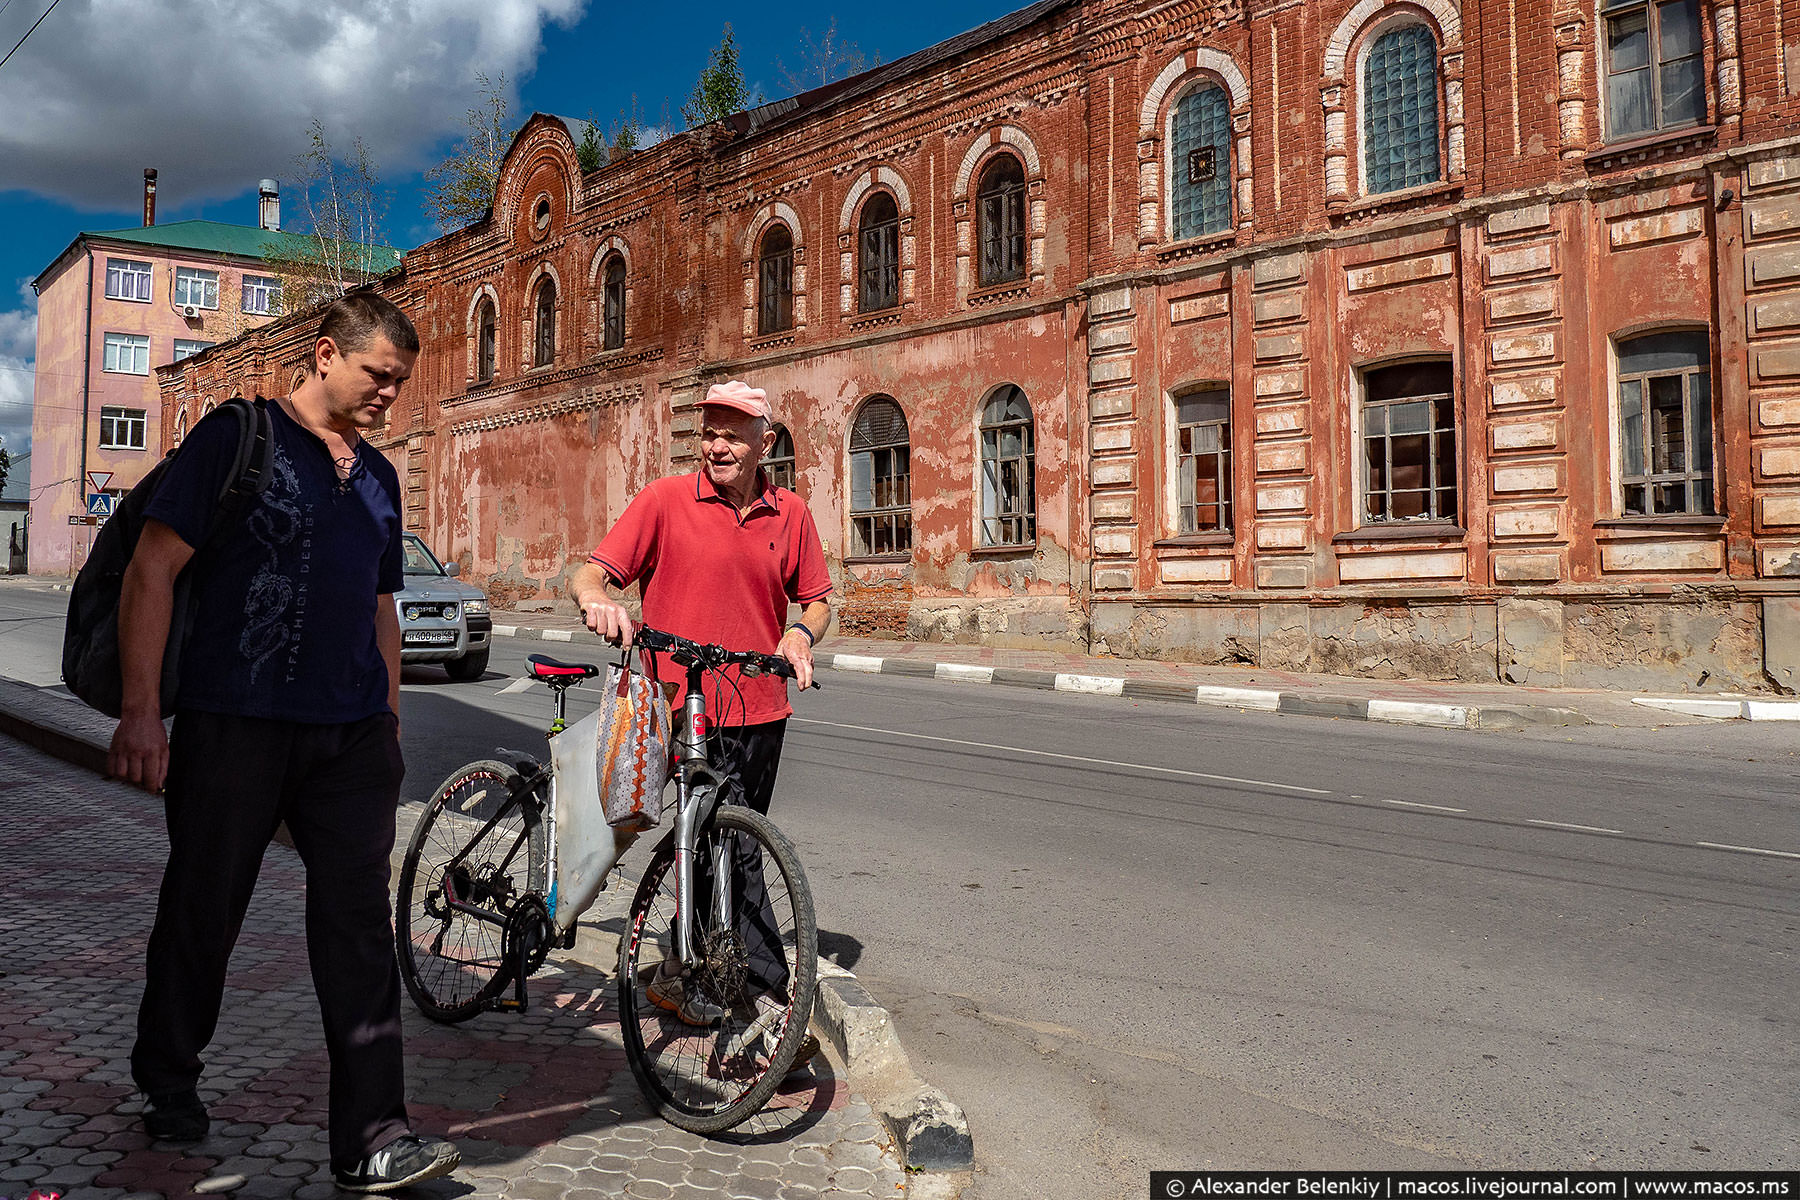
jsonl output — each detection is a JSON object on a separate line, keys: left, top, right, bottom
{"left": 86, "top": 471, "right": 113, "bottom": 492}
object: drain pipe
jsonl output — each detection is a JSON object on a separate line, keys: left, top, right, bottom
{"left": 76, "top": 241, "right": 94, "bottom": 571}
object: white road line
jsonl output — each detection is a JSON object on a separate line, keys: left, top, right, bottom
{"left": 1527, "top": 818, "right": 1623, "bottom": 834}
{"left": 498, "top": 677, "right": 536, "bottom": 695}
{"left": 1380, "top": 798, "right": 1467, "bottom": 813}
{"left": 1696, "top": 841, "right": 1800, "bottom": 860}
{"left": 792, "top": 717, "right": 1332, "bottom": 795}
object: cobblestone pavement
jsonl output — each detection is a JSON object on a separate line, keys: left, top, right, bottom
{"left": 0, "top": 738, "right": 906, "bottom": 1199}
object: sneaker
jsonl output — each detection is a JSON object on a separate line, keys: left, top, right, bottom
{"left": 143, "top": 1089, "right": 208, "bottom": 1143}
{"left": 733, "top": 994, "right": 821, "bottom": 1073}
{"left": 334, "top": 1133, "right": 460, "bottom": 1193}
{"left": 647, "top": 969, "right": 724, "bottom": 1027}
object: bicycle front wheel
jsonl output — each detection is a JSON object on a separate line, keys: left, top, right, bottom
{"left": 618, "top": 805, "right": 819, "bottom": 1133}
{"left": 396, "top": 759, "right": 546, "bottom": 1023}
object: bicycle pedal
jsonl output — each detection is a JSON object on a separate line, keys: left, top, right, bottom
{"left": 560, "top": 927, "right": 578, "bottom": 950}
{"left": 487, "top": 995, "right": 526, "bottom": 1013}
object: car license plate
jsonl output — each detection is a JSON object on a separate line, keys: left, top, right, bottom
{"left": 404, "top": 630, "right": 456, "bottom": 645}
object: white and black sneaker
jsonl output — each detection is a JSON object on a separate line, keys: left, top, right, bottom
{"left": 334, "top": 1133, "right": 460, "bottom": 1193}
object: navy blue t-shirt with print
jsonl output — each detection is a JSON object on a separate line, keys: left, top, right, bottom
{"left": 144, "top": 398, "right": 405, "bottom": 724}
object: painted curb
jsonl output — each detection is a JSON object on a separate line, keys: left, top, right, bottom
{"left": 1633, "top": 696, "right": 1800, "bottom": 721}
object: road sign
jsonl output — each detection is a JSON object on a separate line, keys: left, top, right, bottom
{"left": 86, "top": 493, "right": 115, "bottom": 518}
{"left": 86, "top": 471, "right": 113, "bottom": 492}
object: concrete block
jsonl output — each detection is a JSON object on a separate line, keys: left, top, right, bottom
{"left": 1170, "top": 293, "right": 1229, "bottom": 323}
{"left": 1494, "top": 552, "right": 1561, "bottom": 582}
{"left": 1608, "top": 206, "right": 1703, "bottom": 248}
{"left": 1258, "top": 600, "right": 1312, "bottom": 667}
{"left": 1491, "top": 373, "right": 1559, "bottom": 408}
{"left": 1487, "top": 242, "right": 1554, "bottom": 279}
{"left": 1499, "top": 596, "right": 1564, "bottom": 686}
{"left": 1093, "top": 568, "right": 1134, "bottom": 590}
{"left": 1253, "top": 251, "right": 1305, "bottom": 287}
{"left": 1487, "top": 203, "right": 1552, "bottom": 236}
{"left": 1346, "top": 252, "right": 1454, "bottom": 293}
{"left": 1090, "top": 388, "right": 1135, "bottom": 419}
{"left": 1747, "top": 196, "right": 1800, "bottom": 239}
{"left": 1089, "top": 286, "right": 1133, "bottom": 317}
{"left": 1253, "top": 290, "right": 1303, "bottom": 324}
{"left": 1748, "top": 246, "right": 1800, "bottom": 288}
{"left": 1161, "top": 557, "right": 1232, "bottom": 584}
{"left": 1756, "top": 597, "right": 1800, "bottom": 690}
{"left": 1599, "top": 540, "right": 1724, "bottom": 573}
{"left": 1258, "top": 561, "right": 1312, "bottom": 590}
{"left": 1492, "top": 506, "right": 1561, "bottom": 538}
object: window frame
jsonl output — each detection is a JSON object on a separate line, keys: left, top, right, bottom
{"left": 172, "top": 338, "right": 214, "bottom": 362}
{"left": 978, "top": 385, "right": 1037, "bottom": 548}
{"left": 848, "top": 396, "right": 913, "bottom": 558}
{"left": 1601, "top": 0, "right": 1707, "bottom": 142}
{"left": 476, "top": 297, "right": 497, "bottom": 383}
{"left": 1358, "top": 360, "right": 1459, "bottom": 525}
{"left": 533, "top": 278, "right": 557, "bottom": 367}
{"left": 1170, "top": 387, "right": 1233, "bottom": 536}
{"left": 1358, "top": 19, "right": 1444, "bottom": 196}
{"left": 1167, "top": 81, "right": 1234, "bottom": 241}
{"left": 173, "top": 266, "right": 220, "bottom": 311}
{"left": 602, "top": 255, "right": 626, "bottom": 351}
{"left": 241, "top": 274, "right": 282, "bottom": 316}
{"left": 98, "top": 406, "right": 147, "bottom": 451}
{"left": 1614, "top": 330, "right": 1716, "bottom": 518}
{"left": 104, "top": 258, "right": 152, "bottom": 303}
{"left": 976, "top": 154, "right": 1028, "bottom": 287}
{"left": 764, "top": 424, "right": 796, "bottom": 493}
{"left": 101, "top": 331, "right": 150, "bottom": 375}
{"left": 857, "top": 192, "right": 901, "bottom": 313}
{"left": 758, "top": 224, "right": 795, "bottom": 334}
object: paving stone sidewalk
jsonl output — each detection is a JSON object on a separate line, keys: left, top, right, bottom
{"left": 0, "top": 737, "right": 906, "bottom": 1200}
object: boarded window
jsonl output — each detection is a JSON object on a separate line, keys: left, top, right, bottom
{"left": 849, "top": 397, "right": 912, "bottom": 556}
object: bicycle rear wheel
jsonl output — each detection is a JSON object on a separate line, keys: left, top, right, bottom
{"left": 396, "top": 759, "right": 546, "bottom": 1023}
{"left": 618, "top": 804, "right": 819, "bottom": 1133}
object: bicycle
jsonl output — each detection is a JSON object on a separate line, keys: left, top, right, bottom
{"left": 393, "top": 625, "right": 821, "bottom": 1133}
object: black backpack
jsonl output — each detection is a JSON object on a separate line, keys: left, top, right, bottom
{"left": 63, "top": 395, "right": 274, "bottom": 718}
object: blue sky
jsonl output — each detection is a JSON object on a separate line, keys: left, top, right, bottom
{"left": 0, "top": 0, "right": 1024, "bottom": 496}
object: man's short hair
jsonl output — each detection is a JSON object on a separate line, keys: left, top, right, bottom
{"left": 309, "top": 292, "right": 419, "bottom": 372}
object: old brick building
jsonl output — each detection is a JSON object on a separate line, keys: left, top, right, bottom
{"left": 163, "top": 0, "right": 1800, "bottom": 691}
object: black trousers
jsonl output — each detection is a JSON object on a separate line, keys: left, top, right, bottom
{"left": 130, "top": 710, "right": 410, "bottom": 1172}
{"left": 695, "top": 720, "right": 789, "bottom": 999}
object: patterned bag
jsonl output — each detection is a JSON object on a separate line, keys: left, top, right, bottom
{"left": 595, "top": 652, "right": 672, "bottom": 831}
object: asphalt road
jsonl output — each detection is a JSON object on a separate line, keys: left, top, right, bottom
{"left": 4, "top": 583, "right": 1797, "bottom": 1194}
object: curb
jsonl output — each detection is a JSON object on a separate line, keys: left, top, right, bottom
{"left": 491, "top": 623, "right": 1588, "bottom": 731}
{"left": 1631, "top": 695, "right": 1800, "bottom": 720}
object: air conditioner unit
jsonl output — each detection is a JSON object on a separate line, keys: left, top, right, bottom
{"left": 181, "top": 304, "right": 200, "bottom": 319}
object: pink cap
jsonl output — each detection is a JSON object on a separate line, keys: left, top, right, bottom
{"left": 702, "top": 379, "right": 772, "bottom": 421}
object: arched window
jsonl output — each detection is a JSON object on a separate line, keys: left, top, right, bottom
{"left": 1363, "top": 23, "right": 1441, "bottom": 194}
{"left": 759, "top": 225, "right": 794, "bottom": 334}
{"left": 764, "top": 423, "right": 795, "bottom": 492}
{"left": 172, "top": 406, "right": 189, "bottom": 447}
{"left": 979, "top": 386, "right": 1036, "bottom": 547}
{"left": 858, "top": 192, "right": 899, "bottom": 312}
{"left": 602, "top": 255, "right": 626, "bottom": 350}
{"left": 849, "top": 396, "right": 912, "bottom": 557}
{"left": 977, "top": 155, "right": 1027, "bottom": 286}
{"left": 533, "top": 278, "right": 557, "bottom": 367}
{"left": 1169, "top": 84, "right": 1232, "bottom": 240}
{"left": 476, "top": 297, "right": 496, "bottom": 383}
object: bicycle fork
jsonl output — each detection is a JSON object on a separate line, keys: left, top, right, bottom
{"left": 670, "top": 684, "right": 733, "bottom": 970}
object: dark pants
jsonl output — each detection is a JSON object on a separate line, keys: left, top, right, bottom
{"left": 130, "top": 710, "right": 411, "bottom": 1172}
{"left": 696, "top": 720, "right": 789, "bottom": 999}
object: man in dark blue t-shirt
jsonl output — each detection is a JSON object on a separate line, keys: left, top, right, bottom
{"left": 108, "top": 294, "right": 459, "bottom": 1193}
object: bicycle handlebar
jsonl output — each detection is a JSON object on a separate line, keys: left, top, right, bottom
{"left": 632, "top": 624, "right": 819, "bottom": 687}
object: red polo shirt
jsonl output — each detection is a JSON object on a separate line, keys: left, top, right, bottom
{"left": 589, "top": 470, "right": 833, "bottom": 726}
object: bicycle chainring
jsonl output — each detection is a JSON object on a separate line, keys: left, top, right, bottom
{"left": 502, "top": 893, "right": 555, "bottom": 977}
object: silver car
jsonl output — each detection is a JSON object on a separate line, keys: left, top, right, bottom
{"left": 395, "top": 533, "right": 492, "bottom": 680}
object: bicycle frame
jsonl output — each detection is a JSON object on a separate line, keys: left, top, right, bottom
{"left": 669, "top": 658, "right": 733, "bottom": 973}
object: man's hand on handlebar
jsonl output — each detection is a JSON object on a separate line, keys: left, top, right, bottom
{"left": 581, "top": 597, "right": 636, "bottom": 646}
{"left": 777, "top": 625, "right": 815, "bottom": 690}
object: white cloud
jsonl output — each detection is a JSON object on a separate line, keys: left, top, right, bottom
{"left": 0, "top": 279, "right": 36, "bottom": 478}
{"left": 0, "top": 0, "right": 588, "bottom": 211}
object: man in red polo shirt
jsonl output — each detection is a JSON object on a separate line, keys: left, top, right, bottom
{"left": 570, "top": 379, "right": 832, "bottom": 1035}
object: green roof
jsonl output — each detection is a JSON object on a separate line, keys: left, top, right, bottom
{"left": 86, "top": 219, "right": 402, "bottom": 263}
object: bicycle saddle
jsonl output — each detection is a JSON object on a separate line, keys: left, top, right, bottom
{"left": 527, "top": 654, "right": 600, "bottom": 681}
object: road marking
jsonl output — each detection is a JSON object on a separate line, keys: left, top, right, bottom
{"left": 792, "top": 718, "right": 1332, "bottom": 795}
{"left": 1527, "top": 818, "right": 1623, "bottom": 834}
{"left": 1696, "top": 841, "right": 1800, "bottom": 860}
{"left": 498, "top": 677, "right": 536, "bottom": 695}
{"left": 1379, "top": 798, "right": 1467, "bottom": 813}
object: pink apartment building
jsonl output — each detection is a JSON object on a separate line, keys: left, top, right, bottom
{"left": 25, "top": 174, "right": 395, "bottom": 574}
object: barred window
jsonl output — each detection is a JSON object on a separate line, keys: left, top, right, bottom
{"left": 1618, "top": 331, "right": 1714, "bottom": 516}
{"left": 849, "top": 396, "right": 912, "bottom": 557}
{"left": 1363, "top": 24, "right": 1441, "bottom": 194}
{"left": 602, "top": 256, "right": 626, "bottom": 350}
{"left": 1175, "top": 388, "right": 1232, "bottom": 534}
{"left": 980, "top": 386, "right": 1036, "bottom": 547}
{"left": 99, "top": 406, "right": 147, "bottom": 450}
{"left": 977, "top": 154, "right": 1027, "bottom": 286}
{"left": 858, "top": 193, "right": 899, "bottom": 313}
{"left": 476, "top": 298, "right": 496, "bottom": 383}
{"left": 1169, "top": 84, "right": 1232, "bottom": 240}
{"left": 534, "top": 278, "right": 556, "bottom": 367}
{"left": 105, "top": 258, "right": 152, "bottom": 302}
{"left": 1362, "top": 361, "right": 1457, "bottom": 523}
{"left": 759, "top": 224, "right": 794, "bottom": 334}
{"left": 764, "top": 424, "right": 795, "bottom": 492}
{"left": 1604, "top": 0, "right": 1705, "bottom": 140}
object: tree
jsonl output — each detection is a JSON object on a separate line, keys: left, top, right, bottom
{"left": 424, "top": 74, "right": 517, "bottom": 230}
{"left": 683, "top": 25, "right": 756, "bottom": 127}
{"left": 575, "top": 117, "right": 604, "bottom": 174}
{"left": 776, "top": 18, "right": 874, "bottom": 94}
{"left": 0, "top": 443, "right": 10, "bottom": 499}
{"left": 262, "top": 121, "right": 394, "bottom": 315}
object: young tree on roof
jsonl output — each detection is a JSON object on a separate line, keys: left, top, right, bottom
{"left": 262, "top": 120, "right": 394, "bottom": 314}
{"left": 425, "top": 74, "right": 518, "bottom": 231}
{"left": 683, "top": 25, "right": 756, "bottom": 127}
